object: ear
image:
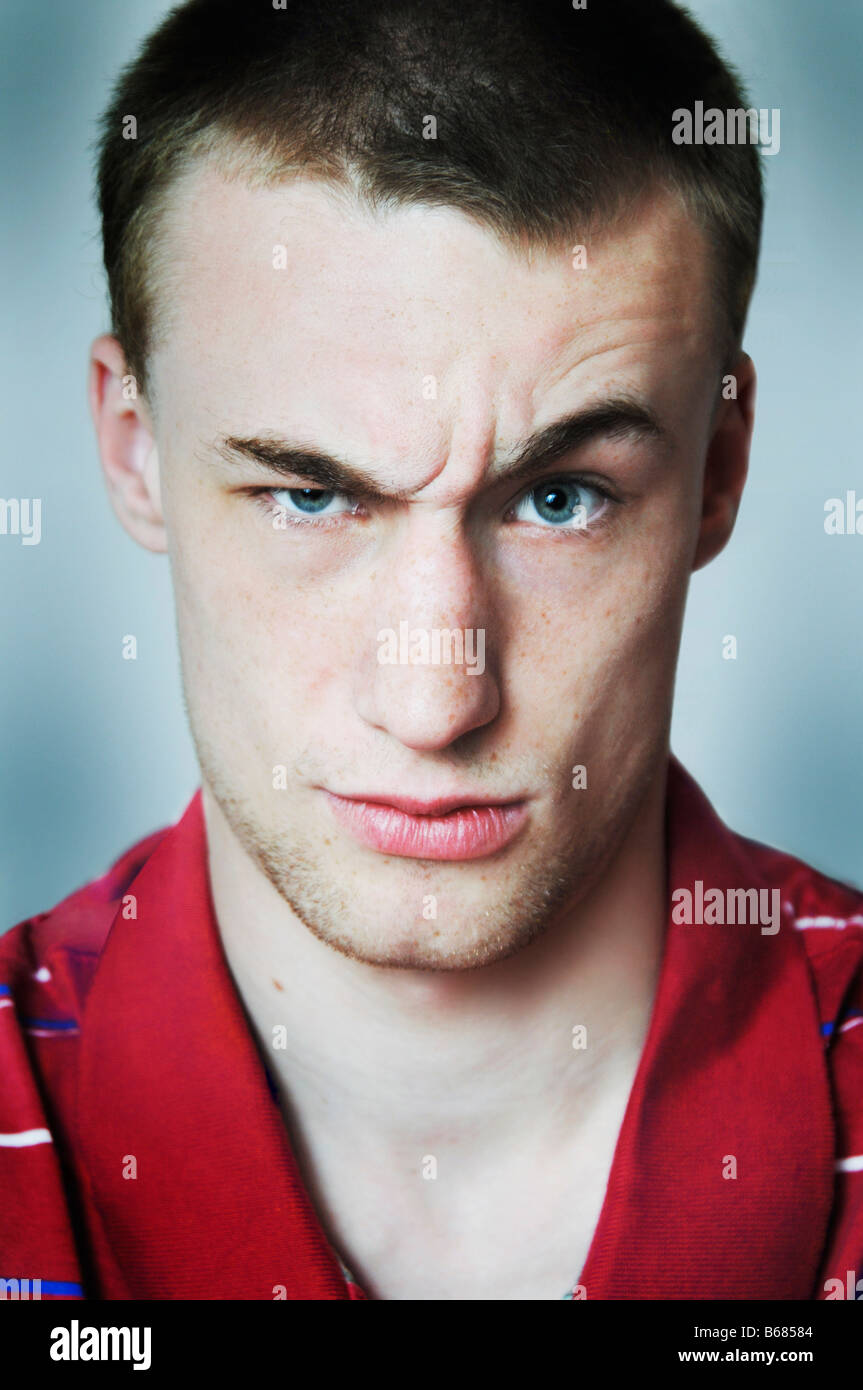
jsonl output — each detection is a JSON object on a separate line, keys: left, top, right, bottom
{"left": 88, "top": 335, "right": 166, "bottom": 553}
{"left": 691, "top": 352, "right": 756, "bottom": 572}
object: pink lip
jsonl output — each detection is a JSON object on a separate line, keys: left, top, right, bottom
{"left": 324, "top": 791, "right": 529, "bottom": 861}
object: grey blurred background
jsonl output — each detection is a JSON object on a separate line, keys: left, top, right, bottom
{"left": 1, "top": 0, "right": 861, "bottom": 928}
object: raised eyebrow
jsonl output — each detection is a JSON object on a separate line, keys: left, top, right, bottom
{"left": 489, "top": 397, "right": 668, "bottom": 487}
{"left": 214, "top": 397, "right": 667, "bottom": 500}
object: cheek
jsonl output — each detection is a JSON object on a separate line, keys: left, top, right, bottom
{"left": 503, "top": 528, "right": 690, "bottom": 716}
{"left": 178, "top": 559, "right": 351, "bottom": 732}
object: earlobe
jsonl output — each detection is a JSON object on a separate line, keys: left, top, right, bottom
{"left": 691, "top": 353, "right": 757, "bottom": 573}
{"left": 88, "top": 334, "right": 167, "bottom": 553}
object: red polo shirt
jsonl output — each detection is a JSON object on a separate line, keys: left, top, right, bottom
{"left": 2, "top": 756, "right": 862, "bottom": 1301}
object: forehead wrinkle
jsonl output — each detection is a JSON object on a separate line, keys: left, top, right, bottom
{"left": 523, "top": 313, "right": 709, "bottom": 450}
{"left": 536, "top": 299, "right": 705, "bottom": 387}
{"left": 160, "top": 178, "right": 715, "bottom": 498}
{"left": 400, "top": 386, "right": 500, "bottom": 507}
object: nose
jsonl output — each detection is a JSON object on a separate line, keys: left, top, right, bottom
{"left": 355, "top": 521, "right": 500, "bottom": 752}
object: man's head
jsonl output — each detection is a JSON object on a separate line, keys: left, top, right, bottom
{"left": 97, "top": 0, "right": 763, "bottom": 403}
{"left": 90, "top": 0, "right": 760, "bottom": 971}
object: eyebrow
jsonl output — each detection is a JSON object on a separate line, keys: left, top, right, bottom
{"left": 213, "top": 396, "right": 667, "bottom": 502}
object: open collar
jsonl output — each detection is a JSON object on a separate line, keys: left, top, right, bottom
{"left": 577, "top": 756, "right": 834, "bottom": 1298}
{"left": 77, "top": 757, "right": 834, "bottom": 1299}
{"left": 77, "top": 789, "right": 346, "bottom": 1299}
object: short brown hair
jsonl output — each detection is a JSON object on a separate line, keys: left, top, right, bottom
{"left": 96, "top": 0, "right": 764, "bottom": 399}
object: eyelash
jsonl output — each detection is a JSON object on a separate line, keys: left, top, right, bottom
{"left": 249, "top": 489, "right": 362, "bottom": 532}
{"left": 247, "top": 475, "right": 620, "bottom": 537}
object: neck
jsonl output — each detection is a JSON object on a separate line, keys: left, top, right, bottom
{"left": 206, "top": 757, "right": 669, "bottom": 1158}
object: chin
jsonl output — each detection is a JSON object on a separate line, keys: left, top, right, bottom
{"left": 293, "top": 906, "right": 549, "bottom": 974}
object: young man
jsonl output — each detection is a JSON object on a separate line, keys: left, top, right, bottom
{"left": 1, "top": 0, "right": 861, "bottom": 1301}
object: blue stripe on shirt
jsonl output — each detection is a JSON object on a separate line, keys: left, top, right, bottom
{"left": 21, "top": 1018, "right": 79, "bottom": 1031}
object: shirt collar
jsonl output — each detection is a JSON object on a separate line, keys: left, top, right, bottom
{"left": 78, "top": 787, "right": 347, "bottom": 1299}
{"left": 77, "top": 756, "right": 834, "bottom": 1299}
{"left": 578, "top": 755, "right": 835, "bottom": 1297}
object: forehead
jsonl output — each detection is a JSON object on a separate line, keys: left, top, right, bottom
{"left": 149, "top": 161, "right": 718, "bottom": 462}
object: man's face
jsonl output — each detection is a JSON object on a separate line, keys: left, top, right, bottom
{"left": 138, "top": 167, "right": 738, "bottom": 970}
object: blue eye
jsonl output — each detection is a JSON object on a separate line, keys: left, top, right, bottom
{"left": 270, "top": 487, "right": 354, "bottom": 518}
{"left": 263, "top": 477, "right": 612, "bottom": 531}
{"left": 513, "top": 479, "right": 606, "bottom": 529}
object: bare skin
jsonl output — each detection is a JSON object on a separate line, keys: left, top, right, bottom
{"left": 89, "top": 166, "right": 754, "bottom": 1298}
